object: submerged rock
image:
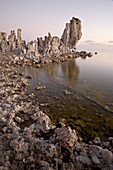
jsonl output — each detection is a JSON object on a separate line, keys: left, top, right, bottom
{"left": 63, "top": 90, "right": 71, "bottom": 95}
{"left": 35, "top": 86, "right": 46, "bottom": 90}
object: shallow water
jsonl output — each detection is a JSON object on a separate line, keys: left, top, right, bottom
{"left": 24, "top": 52, "right": 113, "bottom": 141}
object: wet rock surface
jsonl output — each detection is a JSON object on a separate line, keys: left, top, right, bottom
{"left": 0, "top": 53, "right": 113, "bottom": 170}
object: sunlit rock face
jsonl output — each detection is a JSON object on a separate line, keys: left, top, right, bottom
{"left": 61, "top": 17, "right": 82, "bottom": 49}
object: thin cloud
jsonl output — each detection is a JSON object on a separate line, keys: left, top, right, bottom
{"left": 84, "top": 40, "right": 95, "bottom": 43}
{"left": 83, "top": 40, "right": 112, "bottom": 46}
{"left": 108, "top": 40, "right": 113, "bottom": 44}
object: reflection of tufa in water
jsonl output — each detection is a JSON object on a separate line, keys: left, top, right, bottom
{"left": 61, "top": 59, "right": 80, "bottom": 80}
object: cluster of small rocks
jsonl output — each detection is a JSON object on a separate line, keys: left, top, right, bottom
{"left": 0, "top": 53, "right": 113, "bottom": 170}
{"left": 0, "top": 50, "right": 93, "bottom": 70}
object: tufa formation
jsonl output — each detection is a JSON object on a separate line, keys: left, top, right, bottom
{"left": 0, "top": 17, "right": 82, "bottom": 58}
{"left": 61, "top": 17, "right": 82, "bottom": 48}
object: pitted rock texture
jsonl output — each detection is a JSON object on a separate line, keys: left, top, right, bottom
{"left": 0, "top": 17, "right": 82, "bottom": 58}
{"left": 0, "top": 53, "right": 113, "bottom": 170}
{"left": 0, "top": 32, "right": 7, "bottom": 52}
{"left": 61, "top": 17, "right": 82, "bottom": 48}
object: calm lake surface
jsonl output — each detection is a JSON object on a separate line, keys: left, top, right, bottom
{"left": 24, "top": 51, "right": 113, "bottom": 141}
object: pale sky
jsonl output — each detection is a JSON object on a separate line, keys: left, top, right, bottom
{"left": 0, "top": 0, "right": 113, "bottom": 50}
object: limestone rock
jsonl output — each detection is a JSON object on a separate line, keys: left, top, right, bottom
{"left": 17, "top": 29, "right": 22, "bottom": 49}
{"left": 0, "top": 17, "right": 82, "bottom": 61}
{"left": 61, "top": 17, "right": 82, "bottom": 49}
{"left": 77, "top": 155, "right": 91, "bottom": 166}
{"left": 43, "top": 32, "right": 52, "bottom": 54}
{"left": 0, "top": 29, "right": 26, "bottom": 54}
{"left": 91, "top": 155, "right": 101, "bottom": 165}
{"left": 8, "top": 30, "right": 16, "bottom": 51}
{"left": 27, "top": 40, "right": 39, "bottom": 57}
{"left": 93, "top": 137, "right": 101, "bottom": 145}
{"left": 54, "top": 126, "right": 78, "bottom": 146}
{"left": 63, "top": 90, "right": 71, "bottom": 95}
{"left": 37, "top": 37, "right": 44, "bottom": 54}
{"left": 50, "top": 36, "right": 60, "bottom": 54}
{"left": 101, "top": 149, "right": 113, "bottom": 164}
{"left": 89, "top": 145, "right": 102, "bottom": 157}
{"left": 0, "top": 32, "right": 7, "bottom": 52}
{"left": 0, "top": 54, "right": 113, "bottom": 169}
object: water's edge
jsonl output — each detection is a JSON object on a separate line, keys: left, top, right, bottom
{"left": 24, "top": 58, "right": 113, "bottom": 141}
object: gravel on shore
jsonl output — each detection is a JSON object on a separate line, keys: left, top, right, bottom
{"left": 0, "top": 52, "right": 113, "bottom": 170}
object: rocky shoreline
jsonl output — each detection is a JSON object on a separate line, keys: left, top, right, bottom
{"left": 0, "top": 17, "right": 113, "bottom": 169}
{"left": 0, "top": 52, "right": 113, "bottom": 170}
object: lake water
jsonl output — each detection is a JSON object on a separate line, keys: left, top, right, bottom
{"left": 24, "top": 51, "right": 113, "bottom": 141}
